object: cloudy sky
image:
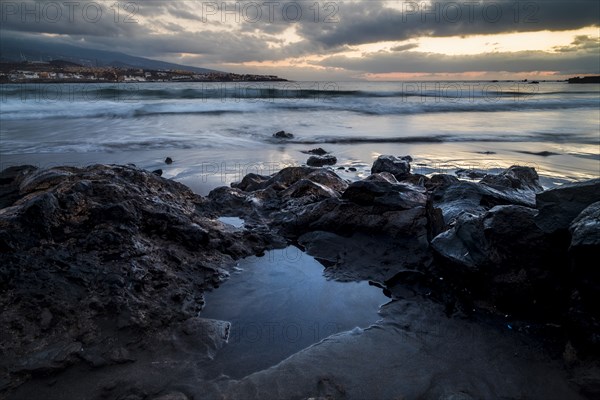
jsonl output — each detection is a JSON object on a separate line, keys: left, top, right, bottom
{"left": 1, "top": 0, "right": 599, "bottom": 80}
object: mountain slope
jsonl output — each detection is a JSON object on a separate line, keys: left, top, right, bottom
{"left": 0, "top": 35, "right": 220, "bottom": 73}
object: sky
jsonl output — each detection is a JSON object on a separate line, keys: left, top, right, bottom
{"left": 0, "top": 0, "right": 599, "bottom": 80}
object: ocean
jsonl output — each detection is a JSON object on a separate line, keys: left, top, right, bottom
{"left": 1, "top": 81, "right": 598, "bottom": 194}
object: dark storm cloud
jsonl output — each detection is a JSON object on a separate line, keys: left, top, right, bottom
{"left": 297, "top": 0, "right": 600, "bottom": 48}
{"left": 77, "top": 30, "right": 282, "bottom": 63}
{"left": 317, "top": 49, "right": 600, "bottom": 74}
{"left": 0, "top": 0, "right": 147, "bottom": 36}
{"left": 0, "top": 0, "right": 598, "bottom": 72}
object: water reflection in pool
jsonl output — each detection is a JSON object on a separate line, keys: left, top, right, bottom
{"left": 200, "top": 246, "right": 390, "bottom": 379}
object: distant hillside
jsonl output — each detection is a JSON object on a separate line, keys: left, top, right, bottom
{"left": 0, "top": 36, "right": 220, "bottom": 74}
{"left": 567, "top": 76, "right": 600, "bottom": 84}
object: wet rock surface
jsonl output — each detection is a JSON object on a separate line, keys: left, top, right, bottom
{"left": 306, "top": 154, "right": 337, "bottom": 167}
{"left": 370, "top": 154, "right": 411, "bottom": 179}
{"left": 0, "top": 164, "right": 275, "bottom": 394}
{"left": 2, "top": 157, "right": 599, "bottom": 399}
{"left": 536, "top": 178, "right": 600, "bottom": 233}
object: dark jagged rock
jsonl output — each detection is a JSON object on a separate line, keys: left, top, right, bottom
{"left": 480, "top": 165, "right": 543, "bottom": 192}
{"left": 0, "top": 164, "right": 275, "bottom": 392}
{"left": 281, "top": 179, "right": 339, "bottom": 201}
{"left": 365, "top": 171, "right": 398, "bottom": 183}
{"left": 570, "top": 201, "right": 600, "bottom": 250}
{"left": 211, "top": 167, "right": 349, "bottom": 219}
{"left": 431, "top": 180, "right": 536, "bottom": 225}
{"left": 153, "top": 169, "right": 163, "bottom": 176}
{"left": 262, "top": 167, "right": 349, "bottom": 194}
{"left": 231, "top": 173, "right": 271, "bottom": 192}
{"left": 431, "top": 212, "right": 489, "bottom": 271}
{"left": 306, "top": 155, "right": 337, "bottom": 167}
{"left": 536, "top": 179, "right": 600, "bottom": 233}
{"left": 455, "top": 168, "right": 486, "bottom": 180}
{"left": 429, "top": 165, "right": 544, "bottom": 226}
{"left": 3, "top": 162, "right": 599, "bottom": 399}
{"left": 431, "top": 204, "right": 569, "bottom": 316}
{"left": 273, "top": 130, "right": 293, "bottom": 139}
{"left": 342, "top": 178, "right": 427, "bottom": 209}
{"left": 425, "top": 174, "right": 459, "bottom": 190}
{"left": 370, "top": 155, "right": 411, "bottom": 178}
{"left": 165, "top": 157, "right": 173, "bottom": 164}
{"left": 0, "top": 165, "right": 38, "bottom": 208}
{"left": 568, "top": 202, "right": 600, "bottom": 354}
{"left": 273, "top": 196, "right": 429, "bottom": 243}
{"left": 301, "top": 148, "right": 328, "bottom": 155}
{"left": 397, "top": 173, "right": 429, "bottom": 187}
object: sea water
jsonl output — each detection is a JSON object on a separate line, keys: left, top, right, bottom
{"left": 1, "top": 81, "right": 598, "bottom": 190}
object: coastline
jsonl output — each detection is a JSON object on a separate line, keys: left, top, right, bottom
{"left": 1, "top": 142, "right": 597, "bottom": 196}
{"left": 1, "top": 158, "right": 599, "bottom": 399}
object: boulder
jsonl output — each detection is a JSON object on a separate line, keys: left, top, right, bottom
{"left": 260, "top": 166, "right": 316, "bottom": 191}
{"left": 275, "top": 197, "right": 428, "bottom": 241}
{"left": 342, "top": 179, "right": 427, "bottom": 210}
{"left": 307, "top": 155, "right": 337, "bottom": 167}
{"left": 480, "top": 165, "right": 542, "bottom": 192}
{"left": 280, "top": 179, "right": 339, "bottom": 201}
{"left": 165, "top": 157, "right": 173, "bottom": 165}
{"left": 536, "top": 179, "right": 600, "bottom": 233}
{"left": 261, "top": 167, "right": 347, "bottom": 193}
{"left": 482, "top": 205, "right": 553, "bottom": 269}
{"left": 431, "top": 212, "right": 489, "bottom": 271}
{"left": 431, "top": 180, "right": 537, "bottom": 225}
{"left": 365, "top": 172, "right": 399, "bottom": 183}
{"left": 371, "top": 155, "right": 411, "bottom": 178}
{"left": 570, "top": 201, "right": 600, "bottom": 250}
{"left": 231, "top": 173, "right": 271, "bottom": 192}
{"left": 432, "top": 204, "right": 570, "bottom": 316}
{"left": 425, "top": 174, "right": 459, "bottom": 191}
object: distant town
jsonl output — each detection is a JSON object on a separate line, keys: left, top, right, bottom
{"left": 0, "top": 60, "right": 287, "bottom": 83}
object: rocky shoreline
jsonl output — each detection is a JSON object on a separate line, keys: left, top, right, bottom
{"left": 1, "top": 158, "right": 599, "bottom": 399}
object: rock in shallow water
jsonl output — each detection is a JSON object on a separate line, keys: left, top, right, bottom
{"left": 273, "top": 130, "right": 293, "bottom": 139}
{"left": 371, "top": 155, "right": 411, "bottom": 178}
{"left": 306, "top": 155, "right": 337, "bottom": 167}
{"left": 480, "top": 165, "right": 543, "bottom": 192}
{"left": 302, "top": 147, "right": 328, "bottom": 155}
